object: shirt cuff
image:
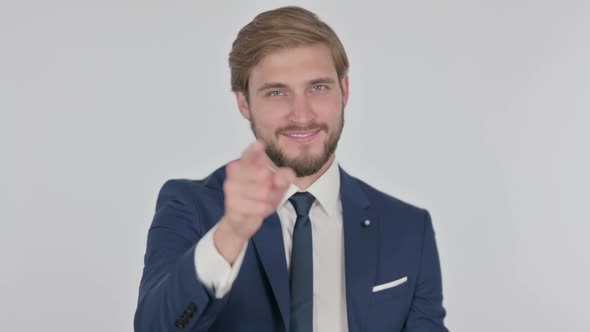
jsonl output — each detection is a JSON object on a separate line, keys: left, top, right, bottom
{"left": 194, "top": 223, "right": 248, "bottom": 299}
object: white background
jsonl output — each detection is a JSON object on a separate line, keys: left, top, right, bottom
{"left": 1, "top": 1, "right": 589, "bottom": 331}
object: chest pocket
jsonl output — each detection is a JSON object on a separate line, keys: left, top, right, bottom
{"left": 371, "top": 276, "right": 410, "bottom": 304}
{"left": 366, "top": 278, "right": 412, "bottom": 332}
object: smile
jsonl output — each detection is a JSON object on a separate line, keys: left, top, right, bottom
{"left": 282, "top": 129, "right": 321, "bottom": 143}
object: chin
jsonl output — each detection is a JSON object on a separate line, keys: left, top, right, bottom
{"left": 284, "top": 144, "right": 324, "bottom": 159}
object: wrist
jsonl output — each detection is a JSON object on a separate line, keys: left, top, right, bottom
{"left": 214, "top": 218, "right": 248, "bottom": 265}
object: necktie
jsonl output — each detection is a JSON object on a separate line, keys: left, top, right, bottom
{"left": 288, "top": 192, "right": 315, "bottom": 332}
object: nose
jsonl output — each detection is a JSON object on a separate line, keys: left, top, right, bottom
{"left": 288, "top": 93, "right": 314, "bottom": 123}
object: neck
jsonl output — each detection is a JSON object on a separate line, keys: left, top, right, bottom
{"left": 293, "top": 154, "right": 336, "bottom": 191}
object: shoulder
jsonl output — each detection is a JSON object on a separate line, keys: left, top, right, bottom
{"left": 157, "top": 164, "right": 226, "bottom": 203}
{"left": 152, "top": 165, "right": 227, "bottom": 229}
{"left": 358, "top": 177, "right": 426, "bottom": 215}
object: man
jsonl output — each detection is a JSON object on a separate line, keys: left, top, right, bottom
{"left": 135, "top": 6, "right": 447, "bottom": 332}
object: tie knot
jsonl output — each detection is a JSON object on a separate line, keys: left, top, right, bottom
{"left": 288, "top": 192, "right": 316, "bottom": 218}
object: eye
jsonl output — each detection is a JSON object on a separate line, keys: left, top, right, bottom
{"left": 312, "top": 84, "right": 327, "bottom": 92}
{"left": 268, "top": 90, "right": 284, "bottom": 97}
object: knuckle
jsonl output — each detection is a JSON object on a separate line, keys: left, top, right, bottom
{"left": 257, "top": 187, "right": 270, "bottom": 201}
{"left": 256, "top": 168, "right": 270, "bottom": 181}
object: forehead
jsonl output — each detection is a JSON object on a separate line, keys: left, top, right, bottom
{"left": 248, "top": 43, "right": 338, "bottom": 88}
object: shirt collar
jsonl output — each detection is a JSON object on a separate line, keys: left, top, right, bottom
{"left": 279, "top": 158, "right": 341, "bottom": 217}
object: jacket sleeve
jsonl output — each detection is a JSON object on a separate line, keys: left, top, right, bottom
{"left": 403, "top": 210, "right": 449, "bottom": 332}
{"left": 134, "top": 180, "right": 230, "bottom": 331}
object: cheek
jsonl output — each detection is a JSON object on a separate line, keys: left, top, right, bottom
{"left": 310, "top": 96, "right": 342, "bottom": 122}
{"left": 251, "top": 108, "right": 285, "bottom": 132}
{"left": 252, "top": 97, "right": 289, "bottom": 117}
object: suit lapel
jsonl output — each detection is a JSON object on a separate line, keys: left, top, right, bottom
{"left": 340, "top": 167, "right": 378, "bottom": 332}
{"left": 252, "top": 213, "right": 290, "bottom": 331}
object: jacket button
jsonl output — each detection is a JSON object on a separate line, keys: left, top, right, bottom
{"left": 175, "top": 319, "right": 185, "bottom": 329}
{"left": 188, "top": 302, "right": 197, "bottom": 312}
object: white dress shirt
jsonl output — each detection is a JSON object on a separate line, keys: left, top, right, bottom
{"left": 194, "top": 158, "right": 348, "bottom": 332}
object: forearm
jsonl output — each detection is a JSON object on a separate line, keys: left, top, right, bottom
{"left": 135, "top": 180, "right": 236, "bottom": 331}
{"left": 135, "top": 244, "right": 222, "bottom": 331}
{"left": 195, "top": 222, "right": 248, "bottom": 299}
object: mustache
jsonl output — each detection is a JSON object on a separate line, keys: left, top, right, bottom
{"left": 276, "top": 123, "right": 328, "bottom": 135}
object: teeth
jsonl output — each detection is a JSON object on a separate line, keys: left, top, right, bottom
{"left": 287, "top": 132, "right": 315, "bottom": 138}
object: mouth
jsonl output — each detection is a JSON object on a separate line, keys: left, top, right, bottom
{"left": 282, "top": 129, "right": 322, "bottom": 144}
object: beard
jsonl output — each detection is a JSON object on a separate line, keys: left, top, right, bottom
{"left": 250, "top": 110, "right": 344, "bottom": 177}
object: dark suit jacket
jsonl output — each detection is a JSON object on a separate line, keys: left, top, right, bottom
{"left": 135, "top": 164, "right": 448, "bottom": 331}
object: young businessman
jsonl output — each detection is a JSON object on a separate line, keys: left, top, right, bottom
{"left": 135, "top": 6, "right": 447, "bottom": 332}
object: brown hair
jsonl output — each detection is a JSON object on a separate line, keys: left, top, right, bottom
{"left": 228, "top": 6, "right": 349, "bottom": 95}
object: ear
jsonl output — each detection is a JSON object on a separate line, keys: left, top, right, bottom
{"left": 235, "top": 91, "right": 251, "bottom": 120}
{"left": 340, "top": 75, "right": 350, "bottom": 107}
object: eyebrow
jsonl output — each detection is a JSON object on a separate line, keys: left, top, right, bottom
{"left": 309, "top": 77, "right": 337, "bottom": 85}
{"left": 256, "top": 77, "right": 337, "bottom": 94}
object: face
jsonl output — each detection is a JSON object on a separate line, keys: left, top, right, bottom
{"left": 236, "top": 43, "right": 349, "bottom": 177}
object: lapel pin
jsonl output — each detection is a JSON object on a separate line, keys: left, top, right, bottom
{"left": 362, "top": 219, "right": 372, "bottom": 227}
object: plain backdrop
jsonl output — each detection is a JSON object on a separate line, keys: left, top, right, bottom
{"left": 1, "top": 0, "right": 589, "bottom": 331}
